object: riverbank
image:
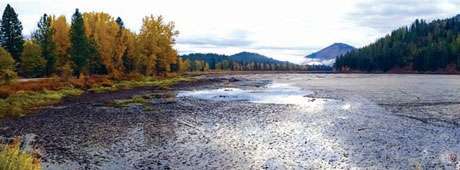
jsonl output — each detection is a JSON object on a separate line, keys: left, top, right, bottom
{"left": 1, "top": 73, "right": 459, "bottom": 169}
{"left": 0, "top": 75, "right": 195, "bottom": 119}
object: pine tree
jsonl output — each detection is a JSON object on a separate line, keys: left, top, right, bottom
{"left": 70, "top": 9, "right": 90, "bottom": 77}
{"left": 0, "top": 4, "right": 24, "bottom": 61}
{"left": 33, "top": 14, "right": 57, "bottom": 76}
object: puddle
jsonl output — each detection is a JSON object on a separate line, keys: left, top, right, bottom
{"left": 177, "top": 83, "right": 334, "bottom": 106}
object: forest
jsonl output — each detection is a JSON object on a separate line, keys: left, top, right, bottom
{"left": 0, "top": 4, "right": 188, "bottom": 84}
{"left": 335, "top": 14, "right": 460, "bottom": 72}
{"left": 181, "top": 52, "right": 306, "bottom": 71}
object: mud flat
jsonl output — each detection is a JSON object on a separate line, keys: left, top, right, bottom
{"left": 1, "top": 74, "right": 460, "bottom": 169}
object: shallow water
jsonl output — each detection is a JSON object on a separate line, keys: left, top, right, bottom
{"left": 2, "top": 74, "right": 460, "bottom": 169}
{"left": 178, "top": 83, "right": 315, "bottom": 104}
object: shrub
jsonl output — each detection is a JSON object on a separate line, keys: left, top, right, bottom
{"left": 0, "top": 79, "right": 69, "bottom": 98}
{"left": 0, "top": 70, "right": 18, "bottom": 85}
{"left": 69, "top": 76, "right": 113, "bottom": 89}
{"left": 0, "top": 47, "right": 18, "bottom": 85}
{"left": 19, "top": 41, "right": 47, "bottom": 78}
{"left": 58, "top": 63, "right": 73, "bottom": 81}
{"left": 0, "top": 138, "right": 41, "bottom": 170}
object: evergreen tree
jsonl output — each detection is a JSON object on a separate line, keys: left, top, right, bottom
{"left": 0, "top": 4, "right": 24, "bottom": 61}
{"left": 335, "top": 14, "right": 460, "bottom": 72}
{"left": 33, "top": 14, "right": 57, "bottom": 76}
{"left": 70, "top": 9, "right": 90, "bottom": 77}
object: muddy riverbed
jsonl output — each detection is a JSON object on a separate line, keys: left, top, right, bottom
{"left": 1, "top": 74, "right": 460, "bottom": 169}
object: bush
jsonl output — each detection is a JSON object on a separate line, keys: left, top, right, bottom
{"left": 19, "top": 41, "right": 47, "bottom": 78}
{"left": 69, "top": 76, "right": 113, "bottom": 89}
{"left": 0, "top": 79, "right": 69, "bottom": 98}
{"left": 0, "top": 138, "right": 41, "bottom": 170}
{"left": 0, "top": 70, "right": 18, "bottom": 85}
{"left": 0, "top": 47, "right": 18, "bottom": 85}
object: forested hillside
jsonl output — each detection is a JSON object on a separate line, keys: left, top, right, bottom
{"left": 181, "top": 52, "right": 305, "bottom": 71}
{"left": 335, "top": 14, "right": 460, "bottom": 72}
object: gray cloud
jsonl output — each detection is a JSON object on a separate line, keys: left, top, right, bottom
{"left": 178, "top": 37, "right": 253, "bottom": 47}
{"left": 348, "top": 0, "right": 460, "bottom": 32}
{"left": 250, "top": 45, "right": 319, "bottom": 52}
{"left": 177, "top": 30, "right": 253, "bottom": 47}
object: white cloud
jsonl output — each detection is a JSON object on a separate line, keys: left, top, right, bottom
{"left": 0, "top": 0, "right": 459, "bottom": 64}
{"left": 347, "top": 0, "right": 460, "bottom": 32}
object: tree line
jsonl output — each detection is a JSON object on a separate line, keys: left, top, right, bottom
{"left": 0, "top": 4, "right": 181, "bottom": 84}
{"left": 335, "top": 14, "right": 460, "bottom": 72}
{"left": 181, "top": 52, "right": 307, "bottom": 72}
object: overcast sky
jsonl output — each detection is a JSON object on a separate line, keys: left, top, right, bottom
{"left": 1, "top": 0, "right": 460, "bottom": 63}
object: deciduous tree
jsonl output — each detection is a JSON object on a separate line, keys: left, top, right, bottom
{"left": 137, "top": 15, "right": 178, "bottom": 76}
{"left": 51, "top": 15, "right": 71, "bottom": 71}
{"left": 19, "top": 41, "right": 46, "bottom": 78}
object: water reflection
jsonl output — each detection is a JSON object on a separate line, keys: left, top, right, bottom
{"left": 177, "top": 83, "right": 318, "bottom": 105}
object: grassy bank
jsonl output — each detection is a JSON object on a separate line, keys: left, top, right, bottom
{"left": 88, "top": 76, "right": 191, "bottom": 93}
{"left": 0, "top": 76, "right": 193, "bottom": 119}
{"left": 0, "top": 88, "right": 83, "bottom": 118}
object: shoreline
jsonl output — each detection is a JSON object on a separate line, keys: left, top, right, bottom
{"left": 1, "top": 74, "right": 459, "bottom": 169}
{"left": 185, "top": 70, "right": 460, "bottom": 76}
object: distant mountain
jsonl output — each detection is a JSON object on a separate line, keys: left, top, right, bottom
{"left": 181, "top": 52, "right": 298, "bottom": 71}
{"left": 308, "top": 43, "right": 355, "bottom": 60}
{"left": 182, "top": 51, "right": 287, "bottom": 64}
{"left": 230, "top": 52, "right": 285, "bottom": 64}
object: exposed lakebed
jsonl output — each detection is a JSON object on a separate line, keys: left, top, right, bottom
{"left": 1, "top": 74, "right": 460, "bottom": 169}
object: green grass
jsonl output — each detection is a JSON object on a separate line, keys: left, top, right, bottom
{"left": 0, "top": 88, "right": 83, "bottom": 118}
{"left": 89, "top": 76, "right": 193, "bottom": 93}
{"left": 0, "top": 140, "right": 41, "bottom": 170}
{"left": 0, "top": 76, "right": 193, "bottom": 119}
{"left": 88, "top": 86, "right": 117, "bottom": 93}
{"left": 112, "top": 95, "right": 147, "bottom": 108}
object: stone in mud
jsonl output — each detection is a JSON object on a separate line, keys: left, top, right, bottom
{"left": 229, "top": 77, "right": 240, "bottom": 82}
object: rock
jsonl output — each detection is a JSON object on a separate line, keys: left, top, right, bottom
{"left": 229, "top": 77, "right": 240, "bottom": 82}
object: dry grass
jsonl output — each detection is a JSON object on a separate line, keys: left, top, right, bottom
{"left": 0, "top": 138, "right": 41, "bottom": 170}
{"left": 0, "top": 75, "right": 193, "bottom": 118}
{"left": 0, "top": 79, "right": 69, "bottom": 98}
{"left": 89, "top": 76, "right": 193, "bottom": 93}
